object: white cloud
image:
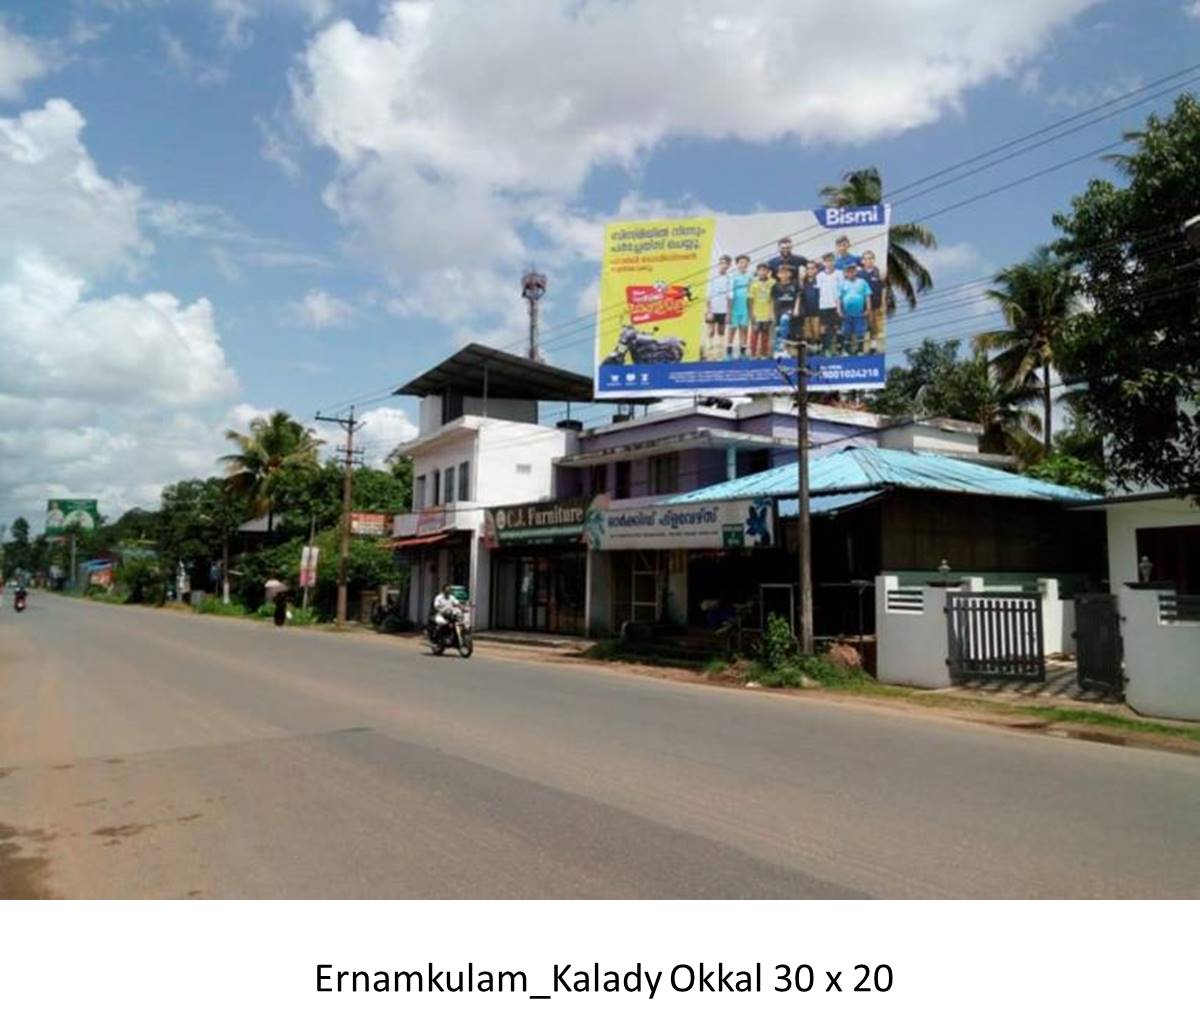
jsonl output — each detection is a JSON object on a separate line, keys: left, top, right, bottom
{"left": 355, "top": 406, "right": 419, "bottom": 467}
{"left": 0, "top": 99, "right": 241, "bottom": 529}
{"left": 0, "top": 21, "right": 49, "bottom": 101}
{"left": 0, "top": 100, "right": 146, "bottom": 276}
{"left": 255, "top": 114, "right": 302, "bottom": 178}
{"left": 161, "top": 30, "right": 228, "bottom": 86}
{"left": 292, "top": 287, "right": 354, "bottom": 328}
{"left": 1046, "top": 74, "right": 1144, "bottom": 110}
{"left": 289, "top": 0, "right": 1096, "bottom": 334}
{"left": 212, "top": 0, "right": 337, "bottom": 49}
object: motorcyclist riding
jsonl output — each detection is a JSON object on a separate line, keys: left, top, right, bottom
{"left": 427, "top": 584, "right": 473, "bottom": 657}
{"left": 431, "top": 584, "right": 463, "bottom": 628}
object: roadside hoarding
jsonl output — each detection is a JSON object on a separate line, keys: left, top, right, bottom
{"left": 350, "top": 512, "right": 390, "bottom": 537}
{"left": 594, "top": 207, "right": 889, "bottom": 398}
{"left": 583, "top": 497, "right": 774, "bottom": 551}
{"left": 45, "top": 498, "right": 99, "bottom": 536}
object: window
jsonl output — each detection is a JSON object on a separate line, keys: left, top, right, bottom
{"left": 443, "top": 466, "right": 455, "bottom": 505}
{"left": 516, "top": 463, "right": 532, "bottom": 475}
{"left": 414, "top": 475, "right": 426, "bottom": 510}
{"left": 458, "top": 461, "right": 470, "bottom": 502}
{"left": 589, "top": 464, "right": 608, "bottom": 497}
{"left": 431, "top": 469, "right": 441, "bottom": 506}
{"left": 1135, "top": 525, "right": 1200, "bottom": 595}
{"left": 737, "top": 448, "right": 771, "bottom": 477}
{"left": 649, "top": 453, "right": 679, "bottom": 495}
{"left": 614, "top": 460, "right": 631, "bottom": 499}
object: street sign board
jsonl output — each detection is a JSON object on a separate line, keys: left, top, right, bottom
{"left": 45, "top": 498, "right": 99, "bottom": 536}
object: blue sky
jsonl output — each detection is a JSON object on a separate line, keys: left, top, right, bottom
{"left": 0, "top": 0, "right": 1198, "bottom": 529}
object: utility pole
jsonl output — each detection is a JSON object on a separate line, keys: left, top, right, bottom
{"left": 315, "top": 406, "right": 362, "bottom": 627}
{"left": 790, "top": 343, "right": 814, "bottom": 655}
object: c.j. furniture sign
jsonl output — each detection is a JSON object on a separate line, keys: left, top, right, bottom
{"left": 482, "top": 499, "right": 588, "bottom": 548}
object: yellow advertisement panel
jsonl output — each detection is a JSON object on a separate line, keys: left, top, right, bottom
{"left": 596, "top": 218, "right": 714, "bottom": 373}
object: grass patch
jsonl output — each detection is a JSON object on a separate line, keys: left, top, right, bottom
{"left": 583, "top": 639, "right": 716, "bottom": 671}
{"left": 195, "top": 596, "right": 248, "bottom": 617}
{"left": 87, "top": 590, "right": 130, "bottom": 605}
{"left": 1014, "top": 706, "right": 1199, "bottom": 739}
{"left": 702, "top": 657, "right": 733, "bottom": 677}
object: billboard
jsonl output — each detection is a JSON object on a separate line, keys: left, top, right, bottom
{"left": 594, "top": 206, "right": 889, "bottom": 398}
{"left": 45, "top": 498, "right": 99, "bottom": 536}
{"left": 350, "top": 512, "right": 390, "bottom": 537}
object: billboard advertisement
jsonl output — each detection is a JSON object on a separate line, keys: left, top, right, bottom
{"left": 350, "top": 512, "right": 390, "bottom": 537}
{"left": 45, "top": 498, "right": 99, "bottom": 536}
{"left": 594, "top": 206, "right": 889, "bottom": 398}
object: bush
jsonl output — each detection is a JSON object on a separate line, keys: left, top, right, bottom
{"left": 196, "top": 596, "right": 247, "bottom": 617}
{"left": 763, "top": 613, "right": 798, "bottom": 670}
{"left": 289, "top": 607, "right": 319, "bottom": 626}
{"left": 115, "top": 555, "right": 166, "bottom": 605}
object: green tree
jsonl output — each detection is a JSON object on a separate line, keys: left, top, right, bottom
{"left": 973, "top": 246, "right": 1078, "bottom": 457}
{"left": 221, "top": 411, "right": 322, "bottom": 534}
{"left": 868, "top": 339, "right": 1042, "bottom": 461}
{"left": 819, "top": 167, "right": 938, "bottom": 309}
{"left": 1052, "top": 93, "right": 1200, "bottom": 495}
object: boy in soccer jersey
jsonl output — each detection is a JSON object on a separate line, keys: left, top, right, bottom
{"left": 815, "top": 253, "right": 842, "bottom": 355}
{"left": 837, "top": 263, "right": 872, "bottom": 354}
{"left": 833, "top": 235, "right": 862, "bottom": 272}
{"left": 726, "top": 254, "right": 753, "bottom": 359}
{"left": 858, "top": 250, "right": 885, "bottom": 352}
{"left": 748, "top": 262, "right": 775, "bottom": 359}
{"left": 705, "top": 255, "right": 731, "bottom": 361}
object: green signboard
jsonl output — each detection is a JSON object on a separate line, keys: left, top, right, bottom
{"left": 483, "top": 499, "right": 588, "bottom": 548}
{"left": 45, "top": 498, "right": 100, "bottom": 536}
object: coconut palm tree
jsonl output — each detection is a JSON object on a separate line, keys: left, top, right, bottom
{"left": 819, "top": 167, "right": 938, "bottom": 310}
{"left": 221, "top": 411, "right": 322, "bottom": 534}
{"left": 973, "top": 247, "right": 1078, "bottom": 457}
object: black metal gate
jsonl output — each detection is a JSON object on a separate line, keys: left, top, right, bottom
{"left": 946, "top": 592, "right": 1045, "bottom": 682}
{"left": 1073, "top": 593, "right": 1124, "bottom": 698}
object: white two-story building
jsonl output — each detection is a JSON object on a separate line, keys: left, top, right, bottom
{"left": 387, "top": 344, "right": 595, "bottom": 628}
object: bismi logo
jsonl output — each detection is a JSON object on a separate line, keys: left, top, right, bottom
{"left": 818, "top": 205, "right": 885, "bottom": 228}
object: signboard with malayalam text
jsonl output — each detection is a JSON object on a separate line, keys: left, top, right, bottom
{"left": 583, "top": 497, "right": 775, "bottom": 551}
{"left": 350, "top": 512, "right": 390, "bottom": 537}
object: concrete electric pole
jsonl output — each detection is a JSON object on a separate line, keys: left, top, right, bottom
{"left": 315, "top": 406, "right": 362, "bottom": 627}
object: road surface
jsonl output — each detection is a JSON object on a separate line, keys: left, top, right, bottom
{"left": 0, "top": 593, "right": 1197, "bottom": 898}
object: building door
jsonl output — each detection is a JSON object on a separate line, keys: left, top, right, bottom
{"left": 631, "top": 552, "right": 660, "bottom": 622}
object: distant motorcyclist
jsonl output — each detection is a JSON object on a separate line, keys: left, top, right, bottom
{"left": 13, "top": 583, "right": 28, "bottom": 612}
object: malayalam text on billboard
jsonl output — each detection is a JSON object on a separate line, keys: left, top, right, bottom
{"left": 594, "top": 206, "right": 890, "bottom": 398}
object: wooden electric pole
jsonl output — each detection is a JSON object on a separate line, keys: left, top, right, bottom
{"left": 315, "top": 406, "right": 362, "bottom": 627}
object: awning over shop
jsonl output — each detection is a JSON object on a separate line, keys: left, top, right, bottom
{"left": 386, "top": 531, "right": 459, "bottom": 549}
{"left": 777, "top": 490, "right": 885, "bottom": 518}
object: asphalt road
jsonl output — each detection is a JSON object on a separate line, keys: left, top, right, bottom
{"left": 0, "top": 593, "right": 1197, "bottom": 899}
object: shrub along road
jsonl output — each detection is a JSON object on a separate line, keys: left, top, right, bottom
{"left": 0, "top": 593, "right": 1197, "bottom": 898}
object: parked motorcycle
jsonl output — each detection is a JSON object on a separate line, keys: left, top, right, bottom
{"left": 425, "top": 607, "right": 473, "bottom": 658}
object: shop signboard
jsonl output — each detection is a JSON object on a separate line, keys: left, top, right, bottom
{"left": 594, "top": 207, "right": 889, "bottom": 398}
{"left": 483, "top": 499, "right": 588, "bottom": 548}
{"left": 584, "top": 497, "right": 774, "bottom": 551}
{"left": 45, "top": 498, "right": 99, "bottom": 536}
{"left": 350, "top": 511, "right": 390, "bottom": 537}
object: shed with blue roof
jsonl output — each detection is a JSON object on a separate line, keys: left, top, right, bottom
{"left": 658, "top": 446, "right": 1105, "bottom": 642}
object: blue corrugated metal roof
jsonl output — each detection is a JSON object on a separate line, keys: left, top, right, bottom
{"left": 779, "top": 490, "right": 885, "bottom": 518}
{"left": 665, "top": 447, "right": 1097, "bottom": 504}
